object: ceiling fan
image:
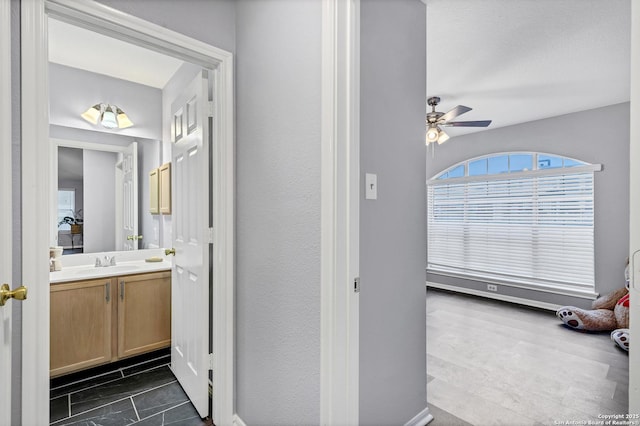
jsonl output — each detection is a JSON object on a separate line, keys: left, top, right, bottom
{"left": 425, "top": 96, "right": 492, "bottom": 145}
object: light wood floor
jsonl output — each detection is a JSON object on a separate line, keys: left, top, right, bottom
{"left": 426, "top": 288, "right": 629, "bottom": 426}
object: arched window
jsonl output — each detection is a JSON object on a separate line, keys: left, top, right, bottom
{"left": 427, "top": 152, "right": 601, "bottom": 297}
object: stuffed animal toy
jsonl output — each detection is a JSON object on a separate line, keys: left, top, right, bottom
{"left": 556, "top": 261, "right": 630, "bottom": 352}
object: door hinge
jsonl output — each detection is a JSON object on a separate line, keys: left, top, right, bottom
{"left": 208, "top": 227, "right": 214, "bottom": 244}
{"left": 209, "top": 353, "right": 215, "bottom": 370}
{"left": 354, "top": 277, "right": 360, "bottom": 293}
{"left": 208, "top": 101, "right": 215, "bottom": 117}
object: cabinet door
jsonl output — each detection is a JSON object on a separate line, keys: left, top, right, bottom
{"left": 159, "top": 162, "right": 171, "bottom": 215}
{"left": 50, "top": 279, "right": 113, "bottom": 377}
{"left": 118, "top": 271, "right": 171, "bottom": 359}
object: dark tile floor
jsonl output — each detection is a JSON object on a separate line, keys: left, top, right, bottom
{"left": 50, "top": 349, "right": 208, "bottom": 426}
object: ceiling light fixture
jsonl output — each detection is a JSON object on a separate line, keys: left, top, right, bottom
{"left": 81, "top": 103, "right": 134, "bottom": 129}
{"left": 425, "top": 96, "right": 492, "bottom": 146}
{"left": 425, "top": 125, "right": 440, "bottom": 145}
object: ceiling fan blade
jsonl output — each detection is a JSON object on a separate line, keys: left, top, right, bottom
{"left": 442, "top": 120, "right": 492, "bottom": 127}
{"left": 438, "top": 105, "right": 472, "bottom": 123}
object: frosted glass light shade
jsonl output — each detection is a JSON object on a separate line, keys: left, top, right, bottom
{"left": 80, "top": 104, "right": 101, "bottom": 125}
{"left": 426, "top": 126, "right": 439, "bottom": 145}
{"left": 101, "top": 106, "right": 118, "bottom": 129}
{"left": 437, "top": 131, "right": 450, "bottom": 144}
{"left": 116, "top": 108, "right": 134, "bottom": 129}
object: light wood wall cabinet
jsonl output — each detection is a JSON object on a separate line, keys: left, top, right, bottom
{"left": 149, "top": 168, "right": 159, "bottom": 214}
{"left": 159, "top": 162, "right": 171, "bottom": 215}
{"left": 50, "top": 271, "right": 171, "bottom": 377}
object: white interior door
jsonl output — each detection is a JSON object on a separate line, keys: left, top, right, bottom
{"left": 0, "top": 0, "right": 12, "bottom": 423}
{"left": 120, "top": 141, "right": 139, "bottom": 250}
{"left": 0, "top": 85, "right": 12, "bottom": 426}
{"left": 170, "top": 71, "right": 210, "bottom": 418}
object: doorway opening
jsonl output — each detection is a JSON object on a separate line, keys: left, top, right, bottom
{"left": 21, "top": 1, "right": 234, "bottom": 424}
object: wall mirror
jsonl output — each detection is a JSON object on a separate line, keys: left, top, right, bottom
{"left": 50, "top": 138, "right": 160, "bottom": 255}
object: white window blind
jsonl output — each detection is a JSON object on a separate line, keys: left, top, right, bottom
{"left": 427, "top": 167, "right": 597, "bottom": 296}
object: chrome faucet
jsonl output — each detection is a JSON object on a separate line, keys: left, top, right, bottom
{"left": 95, "top": 256, "right": 116, "bottom": 267}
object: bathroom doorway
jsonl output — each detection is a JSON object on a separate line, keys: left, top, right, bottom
{"left": 20, "top": 1, "right": 234, "bottom": 424}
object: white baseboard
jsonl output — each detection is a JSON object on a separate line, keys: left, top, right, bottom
{"left": 405, "top": 406, "right": 434, "bottom": 426}
{"left": 233, "top": 414, "right": 248, "bottom": 426}
{"left": 426, "top": 281, "right": 562, "bottom": 311}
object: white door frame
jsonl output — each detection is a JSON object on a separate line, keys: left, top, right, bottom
{"left": 628, "top": 0, "right": 640, "bottom": 414}
{"left": 1, "top": 1, "right": 13, "bottom": 425}
{"left": 320, "top": 0, "right": 360, "bottom": 424}
{"left": 21, "top": 1, "right": 235, "bottom": 425}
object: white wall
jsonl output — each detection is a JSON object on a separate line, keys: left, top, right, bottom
{"left": 359, "top": 0, "right": 428, "bottom": 424}
{"left": 83, "top": 149, "right": 117, "bottom": 253}
{"left": 235, "top": 0, "right": 322, "bottom": 423}
{"left": 426, "top": 103, "right": 630, "bottom": 308}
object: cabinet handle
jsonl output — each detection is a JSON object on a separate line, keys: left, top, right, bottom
{"left": 106, "top": 282, "right": 110, "bottom": 303}
{"left": 120, "top": 280, "right": 125, "bottom": 300}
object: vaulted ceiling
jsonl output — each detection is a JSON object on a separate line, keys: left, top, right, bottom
{"left": 49, "top": 1, "right": 631, "bottom": 139}
{"left": 425, "top": 0, "right": 630, "bottom": 137}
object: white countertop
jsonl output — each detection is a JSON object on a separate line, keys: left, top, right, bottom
{"left": 50, "top": 249, "right": 172, "bottom": 284}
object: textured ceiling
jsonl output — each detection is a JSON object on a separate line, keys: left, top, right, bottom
{"left": 426, "top": 0, "right": 631, "bottom": 137}
{"left": 48, "top": 1, "right": 631, "bottom": 136}
{"left": 48, "top": 18, "right": 184, "bottom": 89}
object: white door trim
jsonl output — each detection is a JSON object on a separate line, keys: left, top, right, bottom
{"left": 21, "top": 1, "right": 235, "bottom": 425}
{"left": 1, "top": 1, "right": 13, "bottom": 424}
{"left": 320, "top": 0, "right": 360, "bottom": 424}
{"left": 21, "top": 2, "right": 51, "bottom": 424}
{"left": 628, "top": 0, "right": 640, "bottom": 414}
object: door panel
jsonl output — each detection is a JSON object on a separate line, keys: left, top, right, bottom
{"left": 170, "top": 71, "right": 210, "bottom": 418}
{"left": 1, "top": 0, "right": 12, "bottom": 422}
{"left": 121, "top": 142, "right": 138, "bottom": 250}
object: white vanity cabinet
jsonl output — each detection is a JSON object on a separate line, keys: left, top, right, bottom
{"left": 50, "top": 270, "right": 171, "bottom": 377}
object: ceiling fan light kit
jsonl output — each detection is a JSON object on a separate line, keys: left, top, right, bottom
{"left": 425, "top": 96, "right": 491, "bottom": 146}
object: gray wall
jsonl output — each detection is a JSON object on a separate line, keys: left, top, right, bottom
{"left": 426, "top": 103, "right": 630, "bottom": 309}
{"left": 138, "top": 138, "right": 162, "bottom": 249}
{"left": 83, "top": 150, "right": 117, "bottom": 252}
{"left": 235, "top": 0, "right": 322, "bottom": 423}
{"left": 49, "top": 63, "right": 163, "bottom": 140}
{"left": 359, "top": 0, "right": 428, "bottom": 424}
{"left": 96, "top": 0, "right": 236, "bottom": 55}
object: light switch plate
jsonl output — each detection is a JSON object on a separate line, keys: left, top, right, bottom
{"left": 365, "top": 173, "right": 377, "bottom": 200}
